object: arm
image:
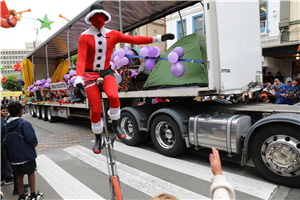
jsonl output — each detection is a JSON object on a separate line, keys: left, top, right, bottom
{"left": 209, "top": 147, "right": 235, "bottom": 200}
{"left": 76, "top": 35, "right": 88, "bottom": 77}
{"left": 22, "top": 121, "right": 38, "bottom": 147}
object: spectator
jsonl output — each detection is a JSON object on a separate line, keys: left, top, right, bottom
{"left": 1, "top": 97, "right": 8, "bottom": 106}
{"left": 275, "top": 72, "right": 284, "bottom": 83}
{"left": 272, "top": 79, "right": 282, "bottom": 104}
{"left": 266, "top": 72, "right": 274, "bottom": 84}
{"left": 1, "top": 105, "right": 14, "bottom": 186}
{"left": 5, "top": 102, "right": 44, "bottom": 200}
{"left": 132, "top": 59, "right": 151, "bottom": 84}
{"left": 276, "top": 77, "right": 294, "bottom": 105}
{"left": 120, "top": 65, "right": 136, "bottom": 92}
{"left": 292, "top": 77, "right": 300, "bottom": 103}
{"left": 8, "top": 96, "right": 14, "bottom": 104}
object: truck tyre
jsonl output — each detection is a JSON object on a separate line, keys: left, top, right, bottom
{"left": 47, "top": 107, "right": 56, "bottom": 123}
{"left": 41, "top": 106, "right": 48, "bottom": 121}
{"left": 150, "top": 114, "right": 186, "bottom": 157}
{"left": 36, "top": 106, "right": 42, "bottom": 119}
{"left": 250, "top": 123, "right": 300, "bottom": 188}
{"left": 30, "top": 105, "right": 36, "bottom": 117}
{"left": 120, "top": 112, "right": 147, "bottom": 146}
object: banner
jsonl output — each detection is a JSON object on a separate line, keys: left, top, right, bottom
{"left": 1, "top": 91, "right": 22, "bottom": 98}
{"left": 50, "top": 82, "right": 67, "bottom": 90}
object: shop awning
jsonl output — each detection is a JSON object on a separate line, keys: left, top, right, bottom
{"left": 25, "top": 1, "right": 199, "bottom": 61}
{"left": 262, "top": 42, "right": 300, "bottom": 59}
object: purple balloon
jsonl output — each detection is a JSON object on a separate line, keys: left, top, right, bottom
{"left": 131, "top": 70, "right": 137, "bottom": 76}
{"left": 64, "top": 74, "right": 69, "bottom": 80}
{"left": 168, "top": 51, "right": 179, "bottom": 63}
{"left": 124, "top": 46, "right": 131, "bottom": 51}
{"left": 34, "top": 82, "right": 37, "bottom": 86}
{"left": 143, "top": 46, "right": 150, "bottom": 49}
{"left": 173, "top": 46, "right": 185, "bottom": 58}
{"left": 128, "top": 59, "right": 133, "bottom": 67}
{"left": 41, "top": 79, "right": 46, "bottom": 84}
{"left": 110, "top": 54, "right": 114, "bottom": 61}
{"left": 114, "top": 49, "right": 126, "bottom": 58}
{"left": 114, "top": 56, "right": 122, "bottom": 67}
{"left": 171, "top": 62, "right": 185, "bottom": 77}
{"left": 145, "top": 59, "right": 155, "bottom": 70}
{"left": 154, "top": 46, "right": 161, "bottom": 57}
{"left": 140, "top": 47, "right": 149, "bottom": 57}
{"left": 47, "top": 78, "right": 52, "bottom": 83}
{"left": 44, "top": 83, "right": 50, "bottom": 88}
{"left": 148, "top": 47, "right": 158, "bottom": 57}
{"left": 36, "top": 80, "right": 41, "bottom": 85}
{"left": 70, "top": 70, "right": 76, "bottom": 77}
{"left": 121, "top": 57, "right": 129, "bottom": 65}
{"left": 110, "top": 61, "right": 116, "bottom": 70}
{"left": 71, "top": 76, "right": 76, "bottom": 84}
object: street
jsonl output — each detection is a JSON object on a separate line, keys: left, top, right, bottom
{"left": 1, "top": 113, "right": 299, "bottom": 200}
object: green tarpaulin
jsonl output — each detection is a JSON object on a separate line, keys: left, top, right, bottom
{"left": 144, "top": 33, "right": 208, "bottom": 90}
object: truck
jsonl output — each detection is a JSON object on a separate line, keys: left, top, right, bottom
{"left": 24, "top": 0, "right": 300, "bottom": 188}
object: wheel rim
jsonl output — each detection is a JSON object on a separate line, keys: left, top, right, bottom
{"left": 121, "top": 117, "right": 133, "bottom": 139}
{"left": 261, "top": 135, "right": 300, "bottom": 177}
{"left": 36, "top": 107, "right": 39, "bottom": 117}
{"left": 41, "top": 107, "right": 45, "bottom": 118}
{"left": 155, "top": 121, "right": 175, "bottom": 149}
{"left": 47, "top": 108, "right": 51, "bottom": 120}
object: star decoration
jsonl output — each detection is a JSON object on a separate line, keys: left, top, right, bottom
{"left": 38, "top": 14, "right": 54, "bottom": 30}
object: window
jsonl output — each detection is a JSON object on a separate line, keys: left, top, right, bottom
{"left": 9, "top": 56, "right": 11, "bottom": 59}
{"left": 193, "top": 14, "right": 205, "bottom": 34}
{"left": 12, "top": 52, "right": 14, "bottom": 54}
{"left": 260, "top": 1, "right": 269, "bottom": 33}
{"left": 177, "top": 19, "right": 187, "bottom": 40}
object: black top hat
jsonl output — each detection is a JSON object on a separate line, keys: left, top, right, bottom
{"left": 85, "top": 2, "right": 111, "bottom": 25}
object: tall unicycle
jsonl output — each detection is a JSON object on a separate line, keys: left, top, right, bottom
{"left": 98, "top": 78, "right": 123, "bottom": 200}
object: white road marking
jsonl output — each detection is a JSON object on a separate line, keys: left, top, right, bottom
{"left": 64, "top": 145, "right": 209, "bottom": 200}
{"left": 37, "top": 154, "right": 105, "bottom": 200}
{"left": 112, "top": 141, "right": 277, "bottom": 200}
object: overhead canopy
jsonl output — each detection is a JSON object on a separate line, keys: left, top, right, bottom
{"left": 262, "top": 42, "right": 300, "bottom": 59}
{"left": 25, "top": 1, "right": 199, "bottom": 62}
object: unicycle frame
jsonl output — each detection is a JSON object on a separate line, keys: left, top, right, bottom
{"left": 98, "top": 80, "right": 123, "bottom": 200}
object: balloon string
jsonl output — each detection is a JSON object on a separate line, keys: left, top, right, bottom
{"left": 125, "top": 55, "right": 208, "bottom": 63}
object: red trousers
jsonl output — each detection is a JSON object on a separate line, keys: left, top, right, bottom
{"left": 84, "top": 72, "right": 120, "bottom": 123}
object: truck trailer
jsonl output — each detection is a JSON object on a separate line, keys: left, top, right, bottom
{"left": 25, "top": 0, "right": 300, "bottom": 188}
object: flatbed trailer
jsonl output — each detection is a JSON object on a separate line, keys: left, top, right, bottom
{"left": 25, "top": 0, "right": 300, "bottom": 188}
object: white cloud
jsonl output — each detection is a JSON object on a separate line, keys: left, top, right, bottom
{"left": 0, "top": 0, "right": 96, "bottom": 49}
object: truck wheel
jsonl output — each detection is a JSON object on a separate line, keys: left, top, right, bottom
{"left": 250, "top": 123, "right": 300, "bottom": 188}
{"left": 30, "top": 105, "right": 36, "bottom": 117}
{"left": 47, "top": 107, "right": 56, "bottom": 123}
{"left": 36, "top": 106, "right": 42, "bottom": 119}
{"left": 120, "top": 112, "right": 147, "bottom": 146}
{"left": 41, "top": 106, "right": 48, "bottom": 121}
{"left": 150, "top": 114, "right": 186, "bottom": 157}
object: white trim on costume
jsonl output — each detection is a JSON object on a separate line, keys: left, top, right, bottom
{"left": 107, "top": 108, "right": 120, "bottom": 120}
{"left": 85, "top": 10, "right": 111, "bottom": 25}
{"left": 74, "top": 76, "right": 84, "bottom": 87}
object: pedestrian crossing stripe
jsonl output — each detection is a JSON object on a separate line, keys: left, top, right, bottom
{"left": 64, "top": 145, "right": 209, "bottom": 200}
{"left": 37, "top": 154, "right": 105, "bottom": 200}
{"left": 111, "top": 141, "right": 278, "bottom": 200}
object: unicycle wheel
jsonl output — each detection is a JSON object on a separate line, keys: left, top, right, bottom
{"left": 110, "top": 176, "right": 122, "bottom": 200}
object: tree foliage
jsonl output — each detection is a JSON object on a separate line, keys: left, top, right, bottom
{"left": 71, "top": 54, "right": 77, "bottom": 68}
{"left": 1, "top": 74, "right": 23, "bottom": 91}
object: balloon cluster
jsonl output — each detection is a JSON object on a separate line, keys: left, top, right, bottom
{"left": 140, "top": 46, "right": 161, "bottom": 70}
{"left": 112, "top": 46, "right": 135, "bottom": 69}
{"left": 26, "top": 70, "right": 77, "bottom": 93}
{"left": 168, "top": 47, "right": 185, "bottom": 77}
{"left": 13, "top": 62, "right": 22, "bottom": 72}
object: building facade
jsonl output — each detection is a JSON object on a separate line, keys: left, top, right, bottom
{"left": 166, "top": 1, "right": 300, "bottom": 81}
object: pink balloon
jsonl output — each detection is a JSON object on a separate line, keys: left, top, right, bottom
{"left": 154, "top": 46, "right": 161, "bottom": 57}
{"left": 140, "top": 47, "right": 149, "bottom": 57}
{"left": 121, "top": 57, "right": 129, "bottom": 65}
{"left": 110, "top": 61, "right": 116, "bottom": 70}
{"left": 148, "top": 47, "right": 158, "bottom": 57}
{"left": 168, "top": 51, "right": 179, "bottom": 63}
{"left": 145, "top": 59, "right": 155, "bottom": 70}
{"left": 131, "top": 70, "right": 137, "bottom": 76}
{"left": 171, "top": 62, "right": 185, "bottom": 77}
{"left": 173, "top": 46, "right": 185, "bottom": 58}
{"left": 114, "top": 49, "right": 126, "bottom": 58}
{"left": 114, "top": 56, "right": 122, "bottom": 67}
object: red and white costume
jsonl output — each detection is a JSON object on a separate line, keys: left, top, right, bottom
{"left": 75, "top": 17, "right": 161, "bottom": 134}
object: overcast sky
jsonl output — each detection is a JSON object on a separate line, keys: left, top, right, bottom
{"left": 0, "top": 0, "right": 96, "bottom": 49}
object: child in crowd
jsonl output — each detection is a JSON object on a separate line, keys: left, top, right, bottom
{"left": 1, "top": 105, "right": 14, "bottom": 186}
{"left": 5, "top": 102, "right": 44, "bottom": 200}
